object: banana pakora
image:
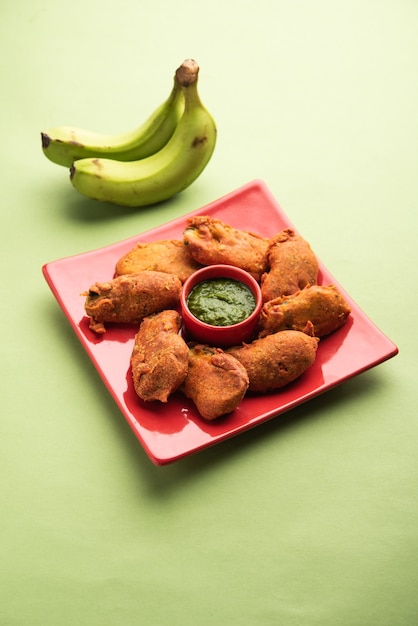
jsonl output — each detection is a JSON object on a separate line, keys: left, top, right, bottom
{"left": 181, "top": 344, "right": 249, "bottom": 420}
{"left": 227, "top": 329, "right": 319, "bottom": 393}
{"left": 130, "top": 310, "right": 189, "bottom": 403}
{"left": 83, "top": 271, "right": 182, "bottom": 334}
{"left": 258, "top": 284, "right": 351, "bottom": 338}
{"left": 261, "top": 228, "right": 319, "bottom": 302}
{"left": 183, "top": 215, "right": 270, "bottom": 281}
{"left": 115, "top": 239, "right": 202, "bottom": 283}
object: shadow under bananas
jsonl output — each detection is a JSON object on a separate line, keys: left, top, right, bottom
{"left": 45, "top": 170, "right": 219, "bottom": 231}
{"left": 56, "top": 183, "right": 185, "bottom": 224}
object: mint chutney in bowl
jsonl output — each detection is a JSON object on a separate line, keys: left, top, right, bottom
{"left": 180, "top": 265, "right": 262, "bottom": 347}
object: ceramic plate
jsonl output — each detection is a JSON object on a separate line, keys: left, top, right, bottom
{"left": 42, "top": 180, "right": 398, "bottom": 464}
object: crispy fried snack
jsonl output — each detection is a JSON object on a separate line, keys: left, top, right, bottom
{"left": 258, "top": 284, "right": 351, "bottom": 338}
{"left": 183, "top": 215, "right": 270, "bottom": 281}
{"left": 261, "top": 228, "right": 319, "bottom": 302}
{"left": 130, "top": 310, "right": 189, "bottom": 402}
{"left": 82, "top": 271, "right": 182, "bottom": 334}
{"left": 227, "top": 330, "right": 319, "bottom": 393}
{"left": 115, "top": 239, "right": 202, "bottom": 283}
{"left": 181, "top": 344, "right": 249, "bottom": 420}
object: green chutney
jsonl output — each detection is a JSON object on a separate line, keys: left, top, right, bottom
{"left": 187, "top": 278, "right": 256, "bottom": 327}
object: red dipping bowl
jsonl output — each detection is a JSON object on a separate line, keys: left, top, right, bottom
{"left": 180, "top": 264, "right": 262, "bottom": 347}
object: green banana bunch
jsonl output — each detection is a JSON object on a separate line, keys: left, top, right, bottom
{"left": 41, "top": 74, "right": 184, "bottom": 167}
{"left": 69, "top": 59, "right": 217, "bottom": 207}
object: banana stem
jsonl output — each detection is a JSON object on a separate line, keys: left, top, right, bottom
{"left": 175, "top": 59, "right": 199, "bottom": 87}
{"left": 176, "top": 59, "right": 205, "bottom": 115}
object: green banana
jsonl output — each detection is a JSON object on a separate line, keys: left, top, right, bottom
{"left": 69, "top": 59, "right": 217, "bottom": 208}
{"left": 41, "top": 75, "right": 184, "bottom": 167}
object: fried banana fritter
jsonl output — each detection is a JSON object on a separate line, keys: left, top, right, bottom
{"left": 258, "top": 285, "right": 351, "bottom": 338}
{"left": 181, "top": 344, "right": 249, "bottom": 420}
{"left": 130, "top": 310, "right": 189, "bottom": 403}
{"left": 261, "top": 228, "right": 319, "bottom": 302}
{"left": 183, "top": 215, "right": 270, "bottom": 281}
{"left": 83, "top": 271, "right": 182, "bottom": 334}
{"left": 227, "top": 330, "right": 319, "bottom": 393}
{"left": 115, "top": 239, "right": 202, "bottom": 283}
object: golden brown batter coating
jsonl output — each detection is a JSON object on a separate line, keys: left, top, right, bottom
{"left": 183, "top": 215, "right": 270, "bottom": 281}
{"left": 261, "top": 228, "right": 319, "bottom": 302}
{"left": 181, "top": 344, "right": 249, "bottom": 420}
{"left": 258, "top": 285, "right": 351, "bottom": 338}
{"left": 130, "top": 310, "right": 189, "bottom": 403}
{"left": 115, "top": 239, "right": 202, "bottom": 283}
{"left": 227, "top": 330, "right": 319, "bottom": 393}
{"left": 82, "top": 271, "right": 182, "bottom": 334}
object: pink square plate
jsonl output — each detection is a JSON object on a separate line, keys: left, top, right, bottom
{"left": 42, "top": 180, "right": 398, "bottom": 464}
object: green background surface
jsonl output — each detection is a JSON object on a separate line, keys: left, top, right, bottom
{"left": 1, "top": 1, "right": 417, "bottom": 624}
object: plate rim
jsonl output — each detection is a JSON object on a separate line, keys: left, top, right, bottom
{"left": 42, "top": 179, "right": 399, "bottom": 465}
